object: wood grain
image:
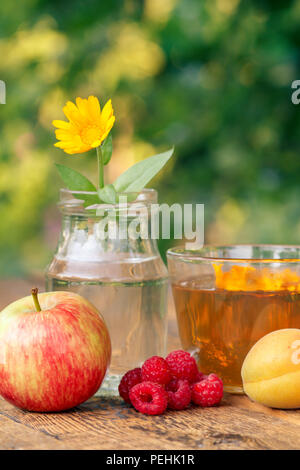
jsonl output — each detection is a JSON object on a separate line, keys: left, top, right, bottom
{"left": 1, "top": 279, "right": 300, "bottom": 450}
{"left": 1, "top": 394, "right": 300, "bottom": 450}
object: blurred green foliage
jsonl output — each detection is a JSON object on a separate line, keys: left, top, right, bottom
{"left": 0, "top": 0, "right": 300, "bottom": 277}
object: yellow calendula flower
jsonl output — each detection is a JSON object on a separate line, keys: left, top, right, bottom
{"left": 53, "top": 96, "right": 115, "bottom": 154}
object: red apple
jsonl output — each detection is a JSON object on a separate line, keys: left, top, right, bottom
{"left": 0, "top": 289, "right": 111, "bottom": 412}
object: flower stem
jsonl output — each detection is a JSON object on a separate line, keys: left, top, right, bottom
{"left": 96, "top": 146, "right": 104, "bottom": 189}
{"left": 31, "top": 288, "right": 41, "bottom": 312}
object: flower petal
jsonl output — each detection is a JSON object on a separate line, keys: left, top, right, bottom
{"left": 91, "top": 139, "right": 102, "bottom": 148}
{"left": 63, "top": 101, "right": 86, "bottom": 126}
{"left": 52, "top": 120, "right": 71, "bottom": 130}
{"left": 55, "top": 129, "right": 75, "bottom": 140}
{"left": 105, "top": 115, "right": 115, "bottom": 132}
{"left": 87, "top": 95, "right": 101, "bottom": 122}
{"left": 101, "top": 99, "right": 113, "bottom": 123}
{"left": 76, "top": 97, "right": 90, "bottom": 120}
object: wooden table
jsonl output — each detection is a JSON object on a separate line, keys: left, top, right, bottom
{"left": 1, "top": 279, "right": 300, "bottom": 450}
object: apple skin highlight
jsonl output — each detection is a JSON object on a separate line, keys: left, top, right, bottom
{"left": 0, "top": 291, "right": 111, "bottom": 412}
{"left": 241, "top": 328, "right": 300, "bottom": 409}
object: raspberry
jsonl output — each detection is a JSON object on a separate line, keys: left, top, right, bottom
{"left": 118, "top": 368, "right": 142, "bottom": 404}
{"left": 166, "top": 378, "right": 191, "bottom": 410}
{"left": 129, "top": 381, "right": 168, "bottom": 415}
{"left": 191, "top": 373, "right": 223, "bottom": 407}
{"left": 141, "top": 356, "right": 171, "bottom": 385}
{"left": 165, "top": 350, "right": 199, "bottom": 383}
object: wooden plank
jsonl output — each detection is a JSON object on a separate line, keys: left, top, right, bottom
{"left": 0, "top": 410, "right": 67, "bottom": 450}
{"left": 1, "top": 394, "right": 300, "bottom": 450}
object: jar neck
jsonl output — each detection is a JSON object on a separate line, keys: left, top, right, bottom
{"left": 57, "top": 188, "right": 160, "bottom": 259}
{"left": 60, "top": 212, "right": 160, "bottom": 257}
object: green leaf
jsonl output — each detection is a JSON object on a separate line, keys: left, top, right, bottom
{"left": 102, "top": 135, "right": 113, "bottom": 165}
{"left": 98, "top": 184, "right": 118, "bottom": 204}
{"left": 55, "top": 163, "right": 99, "bottom": 207}
{"left": 114, "top": 148, "right": 174, "bottom": 193}
{"left": 55, "top": 163, "right": 96, "bottom": 191}
{"left": 120, "top": 192, "right": 139, "bottom": 203}
{"left": 113, "top": 147, "right": 174, "bottom": 193}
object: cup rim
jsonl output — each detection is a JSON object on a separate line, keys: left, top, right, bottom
{"left": 166, "top": 244, "right": 300, "bottom": 263}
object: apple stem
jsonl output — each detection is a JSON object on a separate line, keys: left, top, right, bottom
{"left": 31, "top": 288, "right": 41, "bottom": 312}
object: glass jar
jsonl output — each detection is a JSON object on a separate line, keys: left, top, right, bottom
{"left": 167, "top": 245, "right": 300, "bottom": 394}
{"left": 46, "top": 189, "right": 169, "bottom": 395}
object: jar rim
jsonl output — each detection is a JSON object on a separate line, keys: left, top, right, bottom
{"left": 167, "top": 244, "right": 300, "bottom": 263}
{"left": 58, "top": 188, "right": 158, "bottom": 214}
{"left": 60, "top": 188, "right": 157, "bottom": 196}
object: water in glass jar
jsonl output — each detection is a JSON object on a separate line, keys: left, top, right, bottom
{"left": 46, "top": 271, "right": 168, "bottom": 395}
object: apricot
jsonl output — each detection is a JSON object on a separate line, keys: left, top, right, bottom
{"left": 241, "top": 328, "right": 300, "bottom": 409}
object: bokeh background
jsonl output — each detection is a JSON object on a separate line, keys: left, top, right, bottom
{"left": 1, "top": 0, "right": 300, "bottom": 278}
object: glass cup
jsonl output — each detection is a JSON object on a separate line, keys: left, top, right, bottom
{"left": 46, "top": 189, "right": 169, "bottom": 395}
{"left": 167, "top": 245, "right": 300, "bottom": 393}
